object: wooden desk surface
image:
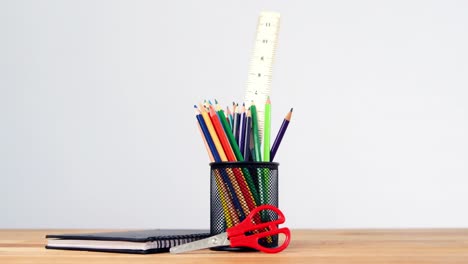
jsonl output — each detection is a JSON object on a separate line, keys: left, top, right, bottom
{"left": 1, "top": 229, "right": 467, "bottom": 264}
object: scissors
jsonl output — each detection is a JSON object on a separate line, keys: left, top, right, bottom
{"left": 170, "top": 204, "right": 291, "bottom": 254}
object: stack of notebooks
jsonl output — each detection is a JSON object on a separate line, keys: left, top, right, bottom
{"left": 46, "top": 229, "right": 210, "bottom": 254}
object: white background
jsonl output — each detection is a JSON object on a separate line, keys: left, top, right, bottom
{"left": 1, "top": 0, "right": 468, "bottom": 229}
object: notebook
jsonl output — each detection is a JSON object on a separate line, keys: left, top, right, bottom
{"left": 45, "top": 229, "right": 210, "bottom": 254}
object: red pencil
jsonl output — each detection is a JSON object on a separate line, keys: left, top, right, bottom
{"left": 209, "top": 105, "right": 236, "bottom": 161}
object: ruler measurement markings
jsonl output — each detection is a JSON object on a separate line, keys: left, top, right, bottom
{"left": 244, "top": 12, "right": 280, "bottom": 142}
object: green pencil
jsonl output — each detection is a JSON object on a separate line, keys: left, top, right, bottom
{"left": 217, "top": 107, "right": 243, "bottom": 161}
{"left": 250, "top": 102, "right": 262, "bottom": 162}
{"left": 260, "top": 97, "right": 272, "bottom": 222}
{"left": 251, "top": 102, "right": 267, "bottom": 214}
{"left": 263, "top": 97, "right": 271, "bottom": 162}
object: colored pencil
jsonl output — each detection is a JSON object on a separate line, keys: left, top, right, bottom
{"left": 195, "top": 106, "right": 219, "bottom": 162}
{"left": 260, "top": 97, "right": 272, "bottom": 223}
{"left": 199, "top": 104, "right": 251, "bottom": 220}
{"left": 238, "top": 103, "right": 246, "bottom": 154}
{"left": 226, "top": 106, "right": 233, "bottom": 129}
{"left": 211, "top": 104, "right": 260, "bottom": 212}
{"left": 215, "top": 104, "right": 260, "bottom": 205}
{"left": 198, "top": 104, "right": 227, "bottom": 161}
{"left": 270, "top": 108, "right": 293, "bottom": 161}
{"left": 232, "top": 101, "right": 237, "bottom": 132}
{"left": 208, "top": 106, "right": 253, "bottom": 218}
{"left": 195, "top": 107, "right": 239, "bottom": 226}
{"left": 250, "top": 102, "right": 262, "bottom": 162}
{"left": 263, "top": 97, "right": 271, "bottom": 162}
{"left": 234, "top": 104, "right": 241, "bottom": 143}
{"left": 215, "top": 105, "right": 243, "bottom": 161}
{"left": 250, "top": 102, "right": 268, "bottom": 227}
{"left": 196, "top": 120, "right": 231, "bottom": 227}
{"left": 243, "top": 108, "right": 252, "bottom": 161}
{"left": 209, "top": 106, "right": 236, "bottom": 161}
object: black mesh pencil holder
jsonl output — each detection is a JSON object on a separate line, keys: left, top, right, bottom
{"left": 210, "top": 161, "right": 279, "bottom": 251}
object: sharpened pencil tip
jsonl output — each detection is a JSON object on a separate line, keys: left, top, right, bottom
{"left": 285, "top": 108, "right": 293, "bottom": 121}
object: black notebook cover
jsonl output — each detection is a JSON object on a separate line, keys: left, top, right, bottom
{"left": 46, "top": 229, "right": 210, "bottom": 254}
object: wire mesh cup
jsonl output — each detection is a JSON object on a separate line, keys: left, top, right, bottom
{"left": 210, "top": 161, "right": 279, "bottom": 251}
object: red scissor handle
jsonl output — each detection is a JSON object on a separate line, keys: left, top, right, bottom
{"left": 227, "top": 205, "right": 291, "bottom": 253}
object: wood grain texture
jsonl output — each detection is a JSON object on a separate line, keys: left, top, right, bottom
{"left": 1, "top": 229, "right": 468, "bottom": 264}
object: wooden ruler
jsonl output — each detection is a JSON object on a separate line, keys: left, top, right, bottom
{"left": 244, "top": 11, "right": 281, "bottom": 142}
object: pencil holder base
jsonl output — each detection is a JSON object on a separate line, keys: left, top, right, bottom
{"left": 210, "top": 161, "right": 279, "bottom": 251}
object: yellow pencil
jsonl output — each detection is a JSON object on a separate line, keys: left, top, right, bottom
{"left": 196, "top": 119, "right": 235, "bottom": 227}
{"left": 199, "top": 104, "right": 228, "bottom": 161}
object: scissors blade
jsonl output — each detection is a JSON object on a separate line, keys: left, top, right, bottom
{"left": 170, "top": 233, "right": 229, "bottom": 254}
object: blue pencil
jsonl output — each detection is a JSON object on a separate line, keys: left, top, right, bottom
{"left": 234, "top": 103, "right": 241, "bottom": 144}
{"left": 195, "top": 106, "right": 245, "bottom": 220}
{"left": 239, "top": 103, "right": 246, "bottom": 158}
{"left": 196, "top": 115, "right": 221, "bottom": 162}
